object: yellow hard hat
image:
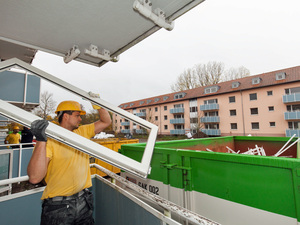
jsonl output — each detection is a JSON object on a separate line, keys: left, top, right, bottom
{"left": 13, "top": 126, "right": 20, "bottom": 130}
{"left": 55, "top": 101, "right": 86, "bottom": 115}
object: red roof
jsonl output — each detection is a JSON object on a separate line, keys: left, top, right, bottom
{"left": 119, "top": 65, "right": 300, "bottom": 109}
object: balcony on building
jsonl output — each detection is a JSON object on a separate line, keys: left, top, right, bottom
{"left": 170, "top": 129, "right": 185, "bottom": 135}
{"left": 200, "top": 103, "right": 219, "bottom": 111}
{"left": 121, "top": 129, "right": 131, "bottom": 134}
{"left": 135, "top": 112, "right": 146, "bottom": 117}
{"left": 135, "top": 129, "right": 147, "bottom": 134}
{"left": 286, "top": 129, "right": 300, "bottom": 137}
{"left": 200, "top": 116, "right": 220, "bottom": 123}
{"left": 201, "top": 129, "right": 221, "bottom": 136}
{"left": 121, "top": 121, "right": 130, "bottom": 126}
{"left": 284, "top": 111, "right": 300, "bottom": 120}
{"left": 170, "top": 118, "right": 185, "bottom": 124}
{"left": 170, "top": 107, "right": 184, "bottom": 114}
{"left": 283, "top": 93, "right": 300, "bottom": 103}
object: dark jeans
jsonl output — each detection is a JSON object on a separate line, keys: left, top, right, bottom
{"left": 41, "top": 189, "right": 94, "bottom": 225}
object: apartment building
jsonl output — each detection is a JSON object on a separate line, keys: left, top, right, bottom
{"left": 114, "top": 66, "right": 300, "bottom": 137}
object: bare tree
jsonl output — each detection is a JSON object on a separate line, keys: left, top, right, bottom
{"left": 223, "top": 66, "right": 250, "bottom": 81}
{"left": 171, "top": 68, "right": 198, "bottom": 92}
{"left": 171, "top": 61, "right": 250, "bottom": 92}
{"left": 194, "top": 61, "right": 225, "bottom": 86}
{"left": 32, "top": 91, "right": 56, "bottom": 119}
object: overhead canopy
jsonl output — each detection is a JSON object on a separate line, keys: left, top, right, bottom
{"left": 0, "top": 0, "right": 204, "bottom": 66}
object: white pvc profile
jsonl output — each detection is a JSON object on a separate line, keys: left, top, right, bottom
{"left": 0, "top": 58, "right": 158, "bottom": 178}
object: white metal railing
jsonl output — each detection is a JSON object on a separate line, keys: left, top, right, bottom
{"left": 0, "top": 143, "right": 34, "bottom": 194}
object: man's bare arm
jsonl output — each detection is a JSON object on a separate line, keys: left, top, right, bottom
{"left": 94, "top": 108, "right": 112, "bottom": 134}
{"left": 27, "top": 141, "right": 49, "bottom": 184}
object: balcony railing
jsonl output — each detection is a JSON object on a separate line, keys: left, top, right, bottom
{"left": 201, "top": 129, "right": 221, "bottom": 136}
{"left": 121, "top": 129, "right": 131, "bottom": 134}
{"left": 286, "top": 129, "right": 300, "bottom": 138}
{"left": 200, "top": 116, "right": 220, "bottom": 123}
{"left": 170, "top": 129, "right": 185, "bottom": 135}
{"left": 283, "top": 93, "right": 300, "bottom": 103}
{"left": 284, "top": 111, "right": 300, "bottom": 120}
{"left": 170, "top": 108, "right": 184, "bottom": 114}
{"left": 200, "top": 103, "right": 219, "bottom": 111}
{"left": 121, "top": 122, "right": 130, "bottom": 126}
{"left": 170, "top": 118, "right": 185, "bottom": 124}
{"left": 135, "top": 112, "right": 146, "bottom": 117}
{"left": 135, "top": 129, "right": 147, "bottom": 134}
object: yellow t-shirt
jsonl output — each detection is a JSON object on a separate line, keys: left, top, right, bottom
{"left": 5, "top": 133, "right": 21, "bottom": 144}
{"left": 41, "top": 123, "right": 95, "bottom": 199}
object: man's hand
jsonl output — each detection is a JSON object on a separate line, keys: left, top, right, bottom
{"left": 31, "top": 120, "right": 49, "bottom": 142}
{"left": 88, "top": 91, "right": 101, "bottom": 109}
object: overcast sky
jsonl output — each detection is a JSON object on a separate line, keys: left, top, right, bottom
{"left": 32, "top": 0, "right": 300, "bottom": 112}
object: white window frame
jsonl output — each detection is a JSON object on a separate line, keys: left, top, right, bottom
{"left": 0, "top": 58, "right": 158, "bottom": 178}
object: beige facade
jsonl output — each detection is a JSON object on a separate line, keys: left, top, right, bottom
{"left": 114, "top": 66, "right": 300, "bottom": 137}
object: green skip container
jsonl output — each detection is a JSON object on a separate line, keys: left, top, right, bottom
{"left": 119, "top": 136, "right": 300, "bottom": 225}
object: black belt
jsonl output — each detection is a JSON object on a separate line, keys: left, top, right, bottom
{"left": 46, "top": 189, "right": 88, "bottom": 202}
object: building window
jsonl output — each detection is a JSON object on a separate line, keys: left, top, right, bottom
{"left": 285, "top": 87, "right": 300, "bottom": 95}
{"left": 164, "top": 106, "right": 167, "bottom": 111}
{"left": 174, "top": 104, "right": 183, "bottom": 108}
{"left": 249, "top": 93, "right": 257, "bottom": 101}
{"left": 155, "top": 107, "right": 158, "bottom": 112}
{"left": 230, "top": 109, "right": 237, "bottom": 116}
{"left": 250, "top": 108, "right": 258, "bottom": 115}
{"left": 267, "top": 91, "right": 273, "bottom": 96}
{"left": 139, "top": 101, "right": 144, "bottom": 105}
{"left": 154, "top": 98, "right": 160, "bottom": 102}
{"left": 276, "top": 72, "right": 286, "bottom": 80}
{"left": 174, "top": 92, "right": 186, "bottom": 99}
{"left": 251, "top": 122, "right": 259, "bottom": 130}
{"left": 205, "top": 111, "right": 218, "bottom": 117}
{"left": 155, "top": 116, "right": 158, "bottom": 121}
{"left": 252, "top": 77, "right": 261, "bottom": 85}
{"left": 163, "top": 96, "right": 169, "bottom": 101}
{"left": 190, "top": 106, "right": 198, "bottom": 112}
{"left": 270, "top": 122, "right": 276, "bottom": 127}
{"left": 204, "top": 86, "right": 219, "bottom": 94}
{"left": 204, "top": 99, "right": 218, "bottom": 104}
{"left": 268, "top": 106, "right": 274, "bottom": 111}
{"left": 229, "top": 96, "right": 236, "bottom": 103}
{"left": 231, "top": 123, "right": 238, "bottom": 130}
{"left": 190, "top": 118, "right": 198, "bottom": 123}
{"left": 164, "top": 115, "right": 168, "bottom": 120}
{"left": 287, "top": 104, "right": 300, "bottom": 112}
{"left": 147, "top": 99, "right": 152, "bottom": 104}
{"left": 232, "top": 82, "right": 240, "bottom": 88}
{"left": 288, "top": 122, "right": 299, "bottom": 129}
{"left": 164, "top": 125, "right": 168, "bottom": 130}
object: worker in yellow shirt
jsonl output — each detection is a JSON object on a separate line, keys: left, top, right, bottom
{"left": 4, "top": 126, "right": 21, "bottom": 148}
{"left": 27, "top": 100, "right": 111, "bottom": 225}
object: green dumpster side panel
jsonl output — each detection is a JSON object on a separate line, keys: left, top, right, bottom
{"left": 189, "top": 155, "right": 296, "bottom": 218}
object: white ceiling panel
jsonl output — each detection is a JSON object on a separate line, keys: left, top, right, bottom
{"left": 0, "top": 0, "right": 205, "bottom": 66}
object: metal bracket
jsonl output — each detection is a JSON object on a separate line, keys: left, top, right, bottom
{"left": 133, "top": 0, "right": 174, "bottom": 31}
{"left": 160, "top": 161, "right": 191, "bottom": 171}
{"left": 84, "top": 44, "right": 119, "bottom": 62}
{"left": 63, "top": 45, "right": 80, "bottom": 63}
